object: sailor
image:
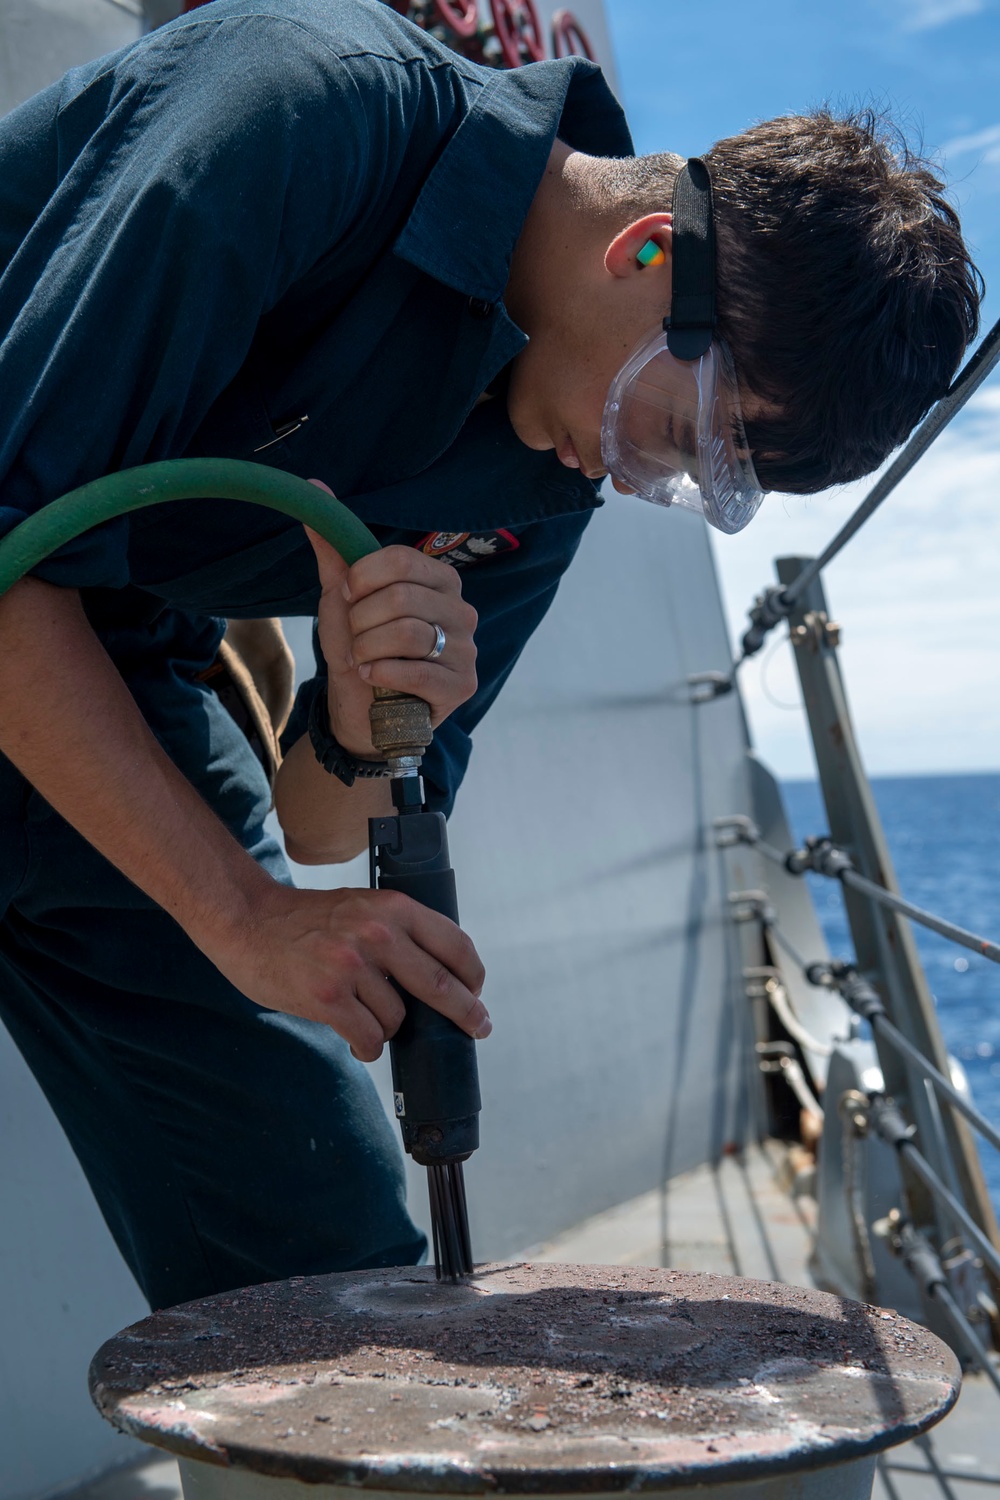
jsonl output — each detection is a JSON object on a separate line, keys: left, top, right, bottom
{"left": 0, "top": 0, "right": 981, "bottom": 1308}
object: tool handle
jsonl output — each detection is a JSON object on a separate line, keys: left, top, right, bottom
{"left": 371, "top": 809, "right": 481, "bottom": 1166}
{"left": 368, "top": 686, "right": 433, "bottom": 762}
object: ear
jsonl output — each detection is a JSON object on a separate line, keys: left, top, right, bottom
{"left": 605, "top": 213, "right": 672, "bottom": 279}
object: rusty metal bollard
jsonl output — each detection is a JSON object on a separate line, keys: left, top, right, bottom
{"left": 90, "top": 1263, "right": 960, "bottom": 1500}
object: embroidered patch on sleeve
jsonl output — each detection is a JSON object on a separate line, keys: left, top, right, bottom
{"left": 416, "top": 529, "right": 520, "bottom": 568}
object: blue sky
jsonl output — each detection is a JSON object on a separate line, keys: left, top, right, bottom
{"left": 601, "top": 0, "right": 1000, "bottom": 779}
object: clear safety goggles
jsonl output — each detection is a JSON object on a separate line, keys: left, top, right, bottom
{"left": 601, "top": 330, "right": 764, "bottom": 535}
{"left": 599, "top": 158, "right": 766, "bottom": 536}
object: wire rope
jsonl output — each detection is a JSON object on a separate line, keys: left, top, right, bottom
{"left": 731, "top": 822, "right": 1000, "bottom": 970}
{"left": 838, "top": 867, "right": 1000, "bottom": 965}
{"left": 871, "top": 1015, "right": 1000, "bottom": 1157}
{"left": 781, "top": 317, "right": 1000, "bottom": 612}
{"left": 726, "top": 316, "right": 1000, "bottom": 672}
{"left": 721, "top": 828, "right": 1000, "bottom": 1153}
{"left": 888, "top": 1132, "right": 1000, "bottom": 1283}
{"left": 934, "top": 1284, "right": 1000, "bottom": 1399}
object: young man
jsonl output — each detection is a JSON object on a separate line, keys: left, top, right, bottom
{"left": 0, "top": 0, "right": 980, "bottom": 1308}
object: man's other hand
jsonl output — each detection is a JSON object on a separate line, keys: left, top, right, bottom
{"left": 206, "top": 882, "right": 490, "bottom": 1061}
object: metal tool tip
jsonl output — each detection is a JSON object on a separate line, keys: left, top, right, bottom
{"left": 427, "top": 1161, "right": 474, "bottom": 1281}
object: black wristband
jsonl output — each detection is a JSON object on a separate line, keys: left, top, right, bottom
{"left": 306, "top": 684, "right": 390, "bottom": 787}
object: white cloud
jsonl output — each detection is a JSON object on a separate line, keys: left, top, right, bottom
{"left": 710, "top": 381, "right": 1000, "bottom": 779}
{"left": 894, "top": 0, "right": 985, "bottom": 30}
{"left": 941, "top": 122, "right": 1000, "bottom": 166}
{"left": 942, "top": 123, "right": 1000, "bottom": 155}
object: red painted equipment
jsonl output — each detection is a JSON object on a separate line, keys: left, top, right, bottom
{"left": 550, "top": 7, "right": 595, "bottom": 59}
{"left": 489, "top": 0, "right": 545, "bottom": 67}
{"left": 434, "top": 0, "right": 480, "bottom": 37}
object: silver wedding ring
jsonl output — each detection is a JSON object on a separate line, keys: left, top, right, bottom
{"left": 424, "top": 623, "right": 446, "bottom": 660}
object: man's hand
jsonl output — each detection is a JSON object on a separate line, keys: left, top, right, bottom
{"left": 276, "top": 515, "right": 479, "bottom": 864}
{"left": 202, "top": 882, "right": 490, "bottom": 1061}
{"left": 306, "top": 526, "right": 478, "bottom": 757}
{"left": 0, "top": 578, "right": 490, "bottom": 1052}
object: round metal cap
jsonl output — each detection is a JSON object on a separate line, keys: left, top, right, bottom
{"left": 90, "top": 1262, "right": 959, "bottom": 1492}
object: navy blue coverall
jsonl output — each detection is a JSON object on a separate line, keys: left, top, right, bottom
{"left": 0, "top": 0, "right": 632, "bottom": 1308}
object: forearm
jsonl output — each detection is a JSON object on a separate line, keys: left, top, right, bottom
{"left": 274, "top": 732, "right": 392, "bottom": 864}
{"left": 0, "top": 576, "right": 489, "bottom": 1051}
{"left": 0, "top": 577, "right": 272, "bottom": 951}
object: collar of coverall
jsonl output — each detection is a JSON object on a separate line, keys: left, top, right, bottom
{"left": 393, "top": 57, "right": 634, "bottom": 309}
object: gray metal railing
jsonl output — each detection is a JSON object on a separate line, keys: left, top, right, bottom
{"left": 720, "top": 818, "right": 1000, "bottom": 1390}
{"left": 706, "top": 314, "right": 1000, "bottom": 1419}
{"left": 718, "top": 818, "right": 1000, "bottom": 1157}
{"left": 735, "top": 317, "right": 1000, "bottom": 665}
{"left": 731, "top": 895, "right": 1000, "bottom": 1393}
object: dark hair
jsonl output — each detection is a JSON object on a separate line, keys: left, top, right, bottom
{"left": 702, "top": 108, "right": 983, "bottom": 492}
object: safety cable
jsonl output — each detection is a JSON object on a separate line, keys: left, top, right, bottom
{"left": 719, "top": 822, "right": 1000, "bottom": 1146}
{"left": 761, "top": 908, "right": 813, "bottom": 977}
{"left": 882, "top": 1458, "right": 1000, "bottom": 1487}
{"left": 838, "top": 866, "right": 1000, "bottom": 965}
{"left": 891, "top": 1219, "right": 1000, "bottom": 1400}
{"left": 932, "top": 1283, "right": 1000, "bottom": 1399}
{"left": 811, "top": 961, "right": 1000, "bottom": 1156}
{"left": 731, "top": 889, "right": 841, "bottom": 1057}
{"left": 867, "top": 1096, "right": 1000, "bottom": 1284}
{"left": 731, "top": 315, "right": 1000, "bottom": 665}
{"left": 717, "top": 818, "right": 1000, "bottom": 967}
{"left": 779, "top": 316, "right": 1000, "bottom": 611}
{"left": 740, "top": 904, "right": 1000, "bottom": 1387}
{"left": 715, "top": 816, "right": 789, "bottom": 869}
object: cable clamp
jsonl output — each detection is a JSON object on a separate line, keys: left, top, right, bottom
{"left": 874, "top": 1212, "right": 949, "bottom": 1297}
{"left": 785, "top": 835, "right": 855, "bottom": 880}
{"left": 805, "top": 959, "right": 837, "bottom": 988}
{"left": 788, "top": 610, "right": 842, "bottom": 654}
{"left": 838, "top": 1087, "right": 872, "bottom": 1138}
{"left": 728, "top": 888, "right": 776, "bottom": 926}
{"left": 743, "top": 966, "right": 781, "bottom": 1002}
{"left": 687, "top": 670, "right": 734, "bottom": 703}
{"left": 841, "top": 969, "right": 887, "bottom": 1022}
{"left": 714, "top": 814, "right": 760, "bottom": 848}
{"left": 740, "top": 584, "right": 794, "bottom": 660}
{"left": 867, "top": 1093, "right": 918, "bottom": 1150}
{"left": 806, "top": 960, "right": 886, "bottom": 1025}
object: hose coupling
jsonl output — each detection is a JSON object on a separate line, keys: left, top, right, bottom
{"left": 368, "top": 687, "right": 433, "bottom": 767}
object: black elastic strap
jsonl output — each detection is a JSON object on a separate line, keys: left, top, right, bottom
{"left": 666, "top": 158, "right": 716, "bottom": 362}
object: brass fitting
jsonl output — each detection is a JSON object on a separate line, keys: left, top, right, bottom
{"left": 369, "top": 686, "right": 433, "bottom": 765}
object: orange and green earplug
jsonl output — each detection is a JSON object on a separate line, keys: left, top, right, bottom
{"left": 637, "top": 239, "right": 666, "bottom": 268}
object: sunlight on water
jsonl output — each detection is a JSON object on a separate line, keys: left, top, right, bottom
{"left": 782, "top": 773, "right": 1000, "bottom": 1208}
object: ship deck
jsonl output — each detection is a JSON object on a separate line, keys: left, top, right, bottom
{"left": 66, "top": 1142, "right": 1000, "bottom": 1500}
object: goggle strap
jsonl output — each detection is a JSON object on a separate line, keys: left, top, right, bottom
{"left": 666, "top": 158, "right": 715, "bottom": 363}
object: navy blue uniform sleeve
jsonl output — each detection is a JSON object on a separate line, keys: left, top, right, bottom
{"left": 281, "top": 510, "right": 595, "bottom": 818}
{"left": 0, "top": 13, "right": 374, "bottom": 587}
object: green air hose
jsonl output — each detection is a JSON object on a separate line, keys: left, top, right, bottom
{"left": 0, "top": 458, "right": 379, "bottom": 597}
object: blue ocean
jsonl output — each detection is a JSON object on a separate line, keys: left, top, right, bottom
{"left": 781, "top": 773, "right": 1000, "bottom": 1210}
